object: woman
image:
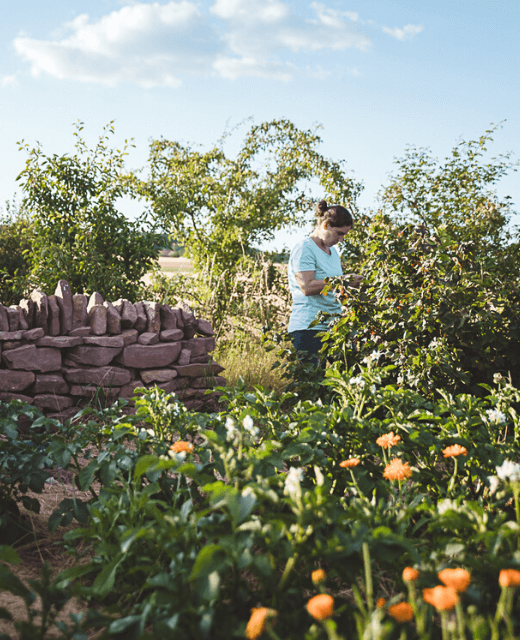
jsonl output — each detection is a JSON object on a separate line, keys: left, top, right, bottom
{"left": 288, "top": 200, "right": 361, "bottom": 359}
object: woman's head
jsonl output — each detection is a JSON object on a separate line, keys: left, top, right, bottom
{"left": 315, "top": 200, "right": 354, "bottom": 229}
{"left": 313, "top": 200, "right": 354, "bottom": 248}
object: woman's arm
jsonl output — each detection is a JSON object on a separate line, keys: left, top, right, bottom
{"left": 294, "top": 271, "right": 325, "bottom": 296}
{"left": 295, "top": 271, "right": 364, "bottom": 296}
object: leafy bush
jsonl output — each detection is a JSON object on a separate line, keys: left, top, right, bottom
{"left": 17, "top": 122, "right": 159, "bottom": 299}
{"left": 0, "top": 375, "right": 513, "bottom": 638}
{"left": 0, "top": 201, "right": 32, "bottom": 306}
{"left": 0, "top": 401, "right": 59, "bottom": 543}
{"left": 139, "top": 118, "right": 362, "bottom": 275}
{"left": 324, "top": 220, "right": 520, "bottom": 396}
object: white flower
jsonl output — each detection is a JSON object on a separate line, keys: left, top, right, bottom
{"left": 168, "top": 449, "right": 186, "bottom": 462}
{"left": 349, "top": 376, "right": 365, "bottom": 388}
{"left": 370, "top": 385, "right": 377, "bottom": 395}
{"left": 243, "top": 415, "right": 254, "bottom": 432}
{"left": 146, "top": 428, "right": 155, "bottom": 437}
{"left": 437, "top": 499, "right": 458, "bottom": 515}
{"left": 488, "top": 475, "right": 500, "bottom": 495}
{"left": 496, "top": 460, "right": 520, "bottom": 483}
{"left": 363, "top": 350, "right": 382, "bottom": 364}
{"left": 493, "top": 373, "right": 503, "bottom": 384}
{"left": 225, "top": 416, "right": 238, "bottom": 441}
{"left": 284, "top": 467, "right": 304, "bottom": 501}
{"left": 486, "top": 408, "right": 507, "bottom": 424}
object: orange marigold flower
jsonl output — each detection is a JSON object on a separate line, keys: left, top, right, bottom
{"left": 438, "top": 568, "right": 471, "bottom": 593}
{"left": 376, "top": 431, "right": 401, "bottom": 449}
{"left": 170, "top": 441, "right": 194, "bottom": 453}
{"left": 402, "top": 567, "right": 420, "bottom": 582}
{"left": 339, "top": 458, "right": 360, "bottom": 468}
{"left": 443, "top": 444, "right": 468, "bottom": 458}
{"left": 307, "top": 594, "right": 334, "bottom": 620}
{"left": 245, "top": 608, "right": 277, "bottom": 640}
{"left": 499, "top": 569, "right": 520, "bottom": 587}
{"left": 311, "top": 569, "right": 326, "bottom": 584}
{"left": 422, "top": 586, "right": 459, "bottom": 611}
{"left": 388, "top": 602, "right": 414, "bottom": 623}
{"left": 383, "top": 458, "right": 412, "bottom": 481}
{"left": 376, "top": 597, "right": 387, "bottom": 609}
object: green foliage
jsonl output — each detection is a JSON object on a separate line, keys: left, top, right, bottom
{"left": 0, "top": 401, "right": 58, "bottom": 543}
{"left": 212, "top": 336, "right": 287, "bottom": 393}
{"left": 17, "top": 122, "right": 159, "bottom": 299}
{"left": 379, "top": 123, "right": 519, "bottom": 279}
{"left": 148, "top": 252, "right": 291, "bottom": 338}
{"left": 0, "top": 201, "right": 32, "bottom": 305}
{"left": 2, "top": 376, "right": 520, "bottom": 637}
{"left": 139, "top": 118, "right": 362, "bottom": 273}
{"left": 324, "top": 220, "right": 520, "bottom": 395}
{"left": 0, "top": 547, "right": 102, "bottom": 639}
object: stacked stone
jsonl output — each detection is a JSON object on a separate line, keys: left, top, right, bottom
{"left": 0, "top": 281, "right": 224, "bottom": 420}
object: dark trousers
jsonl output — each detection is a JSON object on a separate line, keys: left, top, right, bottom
{"left": 289, "top": 329, "right": 324, "bottom": 365}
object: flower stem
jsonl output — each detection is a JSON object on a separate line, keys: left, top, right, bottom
{"left": 455, "top": 600, "right": 465, "bottom": 640}
{"left": 362, "top": 542, "right": 374, "bottom": 612}
{"left": 278, "top": 555, "right": 297, "bottom": 592}
{"left": 448, "top": 457, "right": 459, "bottom": 495}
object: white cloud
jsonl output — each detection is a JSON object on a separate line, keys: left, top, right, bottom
{"left": 383, "top": 24, "right": 423, "bottom": 41}
{"left": 211, "top": 0, "right": 290, "bottom": 23}
{"left": 1, "top": 74, "right": 18, "bottom": 87}
{"left": 12, "top": 1, "right": 422, "bottom": 86}
{"left": 213, "top": 55, "right": 294, "bottom": 80}
{"left": 14, "top": 1, "right": 220, "bottom": 86}
{"left": 213, "top": 0, "right": 371, "bottom": 64}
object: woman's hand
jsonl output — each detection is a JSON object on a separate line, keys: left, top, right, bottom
{"left": 346, "top": 274, "right": 363, "bottom": 288}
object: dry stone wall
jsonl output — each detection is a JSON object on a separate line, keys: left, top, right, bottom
{"left": 0, "top": 280, "right": 225, "bottom": 420}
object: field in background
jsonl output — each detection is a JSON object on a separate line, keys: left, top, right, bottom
{"left": 157, "top": 256, "right": 193, "bottom": 273}
{"left": 141, "top": 256, "right": 194, "bottom": 285}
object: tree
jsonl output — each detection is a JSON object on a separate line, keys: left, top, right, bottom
{"left": 139, "top": 119, "right": 363, "bottom": 272}
{"left": 324, "top": 127, "right": 520, "bottom": 395}
{"left": 377, "top": 123, "right": 519, "bottom": 280}
{"left": 17, "top": 122, "right": 159, "bottom": 300}
{"left": 0, "top": 200, "right": 32, "bottom": 306}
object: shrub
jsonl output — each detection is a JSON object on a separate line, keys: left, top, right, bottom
{"left": 324, "top": 220, "right": 520, "bottom": 396}
{"left": 17, "top": 122, "right": 159, "bottom": 299}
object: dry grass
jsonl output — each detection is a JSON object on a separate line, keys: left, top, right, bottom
{"left": 214, "top": 337, "right": 287, "bottom": 394}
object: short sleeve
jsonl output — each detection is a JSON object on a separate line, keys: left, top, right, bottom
{"left": 292, "top": 241, "right": 316, "bottom": 273}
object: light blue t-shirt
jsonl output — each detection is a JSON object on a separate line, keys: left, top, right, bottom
{"left": 288, "top": 237, "right": 343, "bottom": 332}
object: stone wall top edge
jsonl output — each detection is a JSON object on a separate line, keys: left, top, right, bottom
{"left": 0, "top": 280, "right": 214, "bottom": 338}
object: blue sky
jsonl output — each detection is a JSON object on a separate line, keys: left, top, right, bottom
{"left": 1, "top": 0, "right": 519, "bottom": 251}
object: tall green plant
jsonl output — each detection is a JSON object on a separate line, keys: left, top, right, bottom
{"left": 17, "top": 122, "right": 159, "bottom": 299}
{"left": 139, "top": 118, "right": 362, "bottom": 274}
{"left": 0, "top": 200, "right": 32, "bottom": 305}
{"left": 379, "top": 123, "right": 519, "bottom": 280}
{"left": 325, "top": 219, "right": 520, "bottom": 395}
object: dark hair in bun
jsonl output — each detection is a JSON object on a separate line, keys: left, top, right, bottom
{"left": 314, "top": 200, "right": 354, "bottom": 228}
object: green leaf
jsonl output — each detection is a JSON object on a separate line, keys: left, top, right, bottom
{"left": 91, "top": 555, "right": 124, "bottom": 599}
{"left": 133, "top": 455, "right": 159, "bottom": 480}
{"left": 0, "top": 566, "right": 31, "bottom": 599}
{"left": 190, "top": 544, "right": 227, "bottom": 581}
{"left": 54, "top": 564, "right": 96, "bottom": 588}
{"left": 227, "top": 492, "right": 256, "bottom": 527}
{"left": 78, "top": 461, "right": 97, "bottom": 490}
{"left": 0, "top": 546, "right": 22, "bottom": 564}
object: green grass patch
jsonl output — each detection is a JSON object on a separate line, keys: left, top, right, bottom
{"left": 213, "top": 336, "right": 287, "bottom": 394}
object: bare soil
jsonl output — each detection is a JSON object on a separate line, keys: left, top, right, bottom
{"left": 0, "top": 467, "right": 99, "bottom": 638}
